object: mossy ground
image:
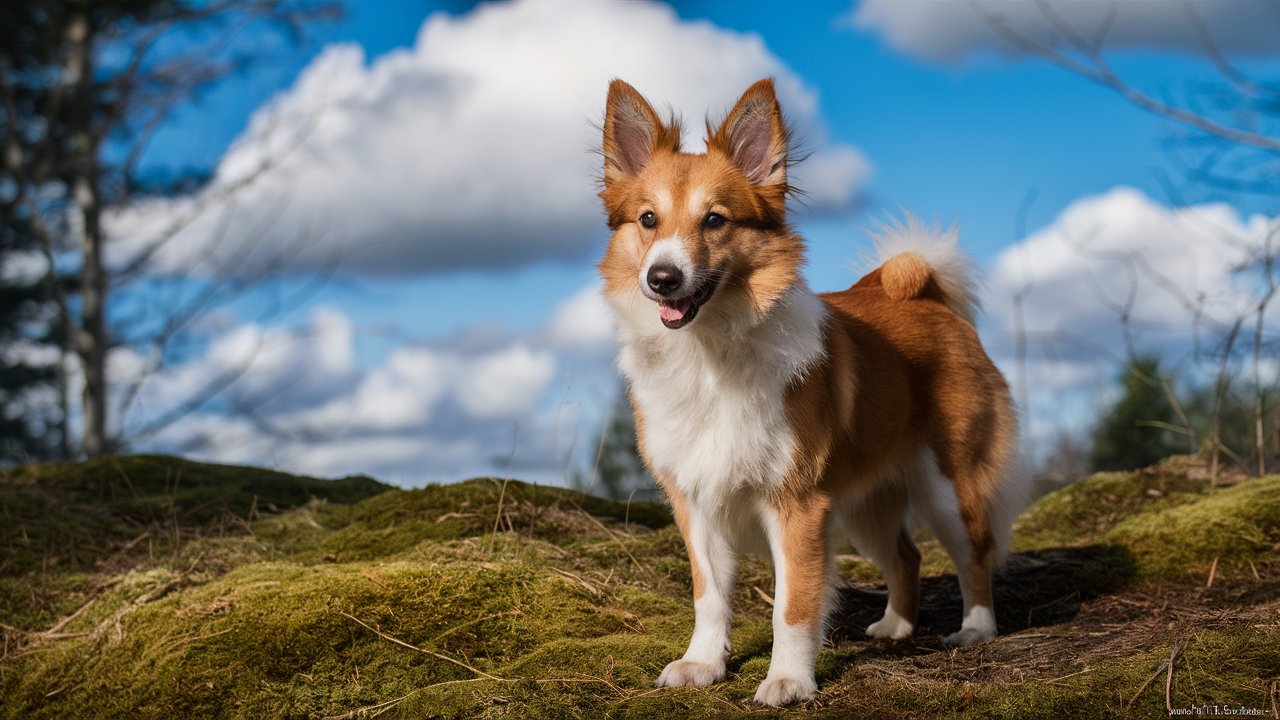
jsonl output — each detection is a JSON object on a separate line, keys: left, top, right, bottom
{"left": 2, "top": 455, "right": 1278, "bottom": 719}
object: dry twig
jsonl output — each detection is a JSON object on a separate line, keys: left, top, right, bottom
{"left": 1165, "top": 641, "right": 1183, "bottom": 714}
{"left": 338, "top": 611, "right": 504, "bottom": 682}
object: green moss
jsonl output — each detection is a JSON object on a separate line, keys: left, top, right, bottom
{"left": 1013, "top": 469, "right": 1209, "bottom": 551}
{"left": 973, "top": 623, "right": 1280, "bottom": 718}
{"left": 2, "top": 558, "right": 671, "bottom": 719}
{"left": 810, "top": 619, "right": 1280, "bottom": 719}
{"left": 2, "top": 454, "right": 390, "bottom": 512}
{"left": 0, "top": 455, "right": 392, "bottom": 575}
{"left": 0, "top": 572, "right": 98, "bottom": 630}
{"left": 1012, "top": 470, "right": 1280, "bottom": 581}
{"left": 1106, "top": 475, "right": 1280, "bottom": 580}
{"left": 249, "top": 478, "right": 671, "bottom": 568}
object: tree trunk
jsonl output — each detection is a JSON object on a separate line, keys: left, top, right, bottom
{"left": 66, "top": 10, "right": 109, "bottom": 457}
{"left": 76, "top": 173, "right": 108, "bottom": 456}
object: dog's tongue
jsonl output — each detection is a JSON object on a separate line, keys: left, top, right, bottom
{"left": 659, "top": 297, "right": 692, "bottom": 323}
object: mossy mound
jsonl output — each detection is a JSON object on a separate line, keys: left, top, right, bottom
{"left": 2, "top": 456, "right": 1278, "bottom": 719}
{"left": 1013, "top": 463, "right": 1209, "bottom": 550}
{"left": 1015, "top": 464, "right": 1280, "bottom": 582}
{"left": 0, "top": 455, "right": 391, "bottom": 575}
{"left": 254, "top": 477, "right": 672, "bottom": 564}
{"left": 1106, "top": 476, "right": 1280, "bottom": 580}
{"left": 6, "top": 560, "right": 676, "bottom": 719}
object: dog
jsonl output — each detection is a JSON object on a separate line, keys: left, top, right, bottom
{"left": 596, "top": 78, "right": 1026, "bottom": 706}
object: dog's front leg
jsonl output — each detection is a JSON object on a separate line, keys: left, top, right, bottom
{"left": 656, "top": 491, "right": 738, "bottom": 687}
{"left": 754, "top": 492, "right": 831, "bottom": 706}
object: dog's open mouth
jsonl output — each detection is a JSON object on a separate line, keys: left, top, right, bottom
{"left": 657, "top": 270, "right": 723, "bottom": 329}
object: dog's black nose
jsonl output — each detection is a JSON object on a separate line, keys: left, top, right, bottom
{"left": 647, "top": 264, "right": 684, "bottom": 296}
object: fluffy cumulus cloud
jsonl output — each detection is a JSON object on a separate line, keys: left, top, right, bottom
{"left": 455, "top": 345, "right": 556, "bottom": 420}
{"left": 122, "top": 284, "right": 619, "bottom": 485}
{"left": 109, "top": 0, "right": 870, "bottom": 278}
{"left": 851, "top": 0, "right": 1280, "bottom": 64}
{"left": 982, "top": 187, "right": 1280, "bottom": 445}
{"left": 111, "top": 307, "right": 358, "bottom": 438}
{"left": 547, "top": 284, "right": 615, "bottom": 352}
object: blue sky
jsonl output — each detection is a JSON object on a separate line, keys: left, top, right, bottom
{"left": 109, "top": 0, "right": 1280, "bottom": 485}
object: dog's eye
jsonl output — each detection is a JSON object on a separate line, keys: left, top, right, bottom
{"left": 704, "top": 213, "right": 726, "bottom": 229}
{"left": 639, "top": 211, "right": 657, "bottom": 228}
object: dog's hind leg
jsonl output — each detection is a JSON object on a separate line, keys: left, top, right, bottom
{"left": 843, "top": 484, "right": 920, "bottom": 640}
{"left": 915, "top": 457, "right": 999, "bottom": 646}
{"left": 947, "top": 549, "right": 996, "bottom": 647}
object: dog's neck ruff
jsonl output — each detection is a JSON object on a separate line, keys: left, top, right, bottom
{"left": 610, "top": 282, "right": 828, "bottom": 504}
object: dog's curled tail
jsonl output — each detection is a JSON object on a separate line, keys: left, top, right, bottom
{"left": 872, "top": 217, "right": 980, "bottom": 324}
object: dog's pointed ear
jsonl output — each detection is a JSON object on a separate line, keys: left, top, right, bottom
{"left": 603, "top": 80, "right": 678, "bottom": 186}
{"left": 711, "top": 78, "right": 789, "bottom": 188}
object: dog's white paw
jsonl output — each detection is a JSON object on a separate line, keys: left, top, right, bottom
{"left": 655, "top": 659, "right": 724, "bottom": 687}
{"left": 753, "top": 674, "right": 817, "bottom": 706}
{"left": 866, "top": 609, "right": 914, "bottom": 640}
{"left": 943, "top": 627, "right": 996, "bottom": 647}
{"left": 946, "top": 606, "right": 997, "bottom": 647}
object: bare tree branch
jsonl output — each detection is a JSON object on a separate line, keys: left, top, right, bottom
{"left": 976, "top": 1, "right": 1280, "bottom": 154}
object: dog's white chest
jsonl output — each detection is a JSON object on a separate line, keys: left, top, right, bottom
{"left": 612, "top": 285, "right": 828, "bottom": 502}
{"left": 627, "top": 345, "right": 795, "bottom": 499}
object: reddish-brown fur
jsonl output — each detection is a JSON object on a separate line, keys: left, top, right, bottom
{"left": 777, "top": 277, "right": 1016, "bottom": 625}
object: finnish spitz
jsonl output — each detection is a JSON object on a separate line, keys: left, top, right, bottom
{"left": 597, "top": 79, "right": 1026, "bottom": 706}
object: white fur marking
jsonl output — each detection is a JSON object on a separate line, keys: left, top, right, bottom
{"left": 640, "top": 235, "right": 693, "bottom": 300}
{"left": 915, "top": 455, "right": 971, "bottom": 570}
{"left": 657, "top": 502, "right": 740, "bottom": 687}
{"left": 869, "top": 216, "right": 980, "bottom": 323}
{"left": 653, "top": 188, "right": 673, "bottom": 216}
{"left": 944, "top": 604, "right": 997, "bottom": 647}
{"left": 963, "top": 605, "right": 996, "bottom": 634}
{"left": 866, "top": 606, "right": 914, "bottom": 640}
{"left": 685, "top": 188, "right": 707, "bottom": 216}
{"left": 754, "top": 624, "right": 819, "bottom": 706}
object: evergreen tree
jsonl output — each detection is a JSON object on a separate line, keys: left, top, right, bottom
{"left": 1090, "top": 357, "right": 1182, "bottom": 472}
{"left": 0, "top": 3, "right": 72, "bottom": 463}
{"left": 0, "top": 253, "right": 63, "bottom": 464}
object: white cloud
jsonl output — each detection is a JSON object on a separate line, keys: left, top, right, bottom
{"left": 0, "top": 250, "right": 48, "bottom": 284}
{"left": 851, "top": 0, "right": 1280, "bottom": 64}
{"left": 112, "top": 306, "right": 359, "bottom": 439}
{"left": 290, "top": 435, "right": 483, "bottom": 484}
{"left": 455, "top": 345, "right": 556, "bottom": 420}
{"left": 981, "top": 186, "right": 1280, "bottom": 452}
{"left": 109, "top": 0, "right": 870, "bottom": 278}
{"left": 547, "top": 284, "right": 615, "bottom": 351}
{"left": 987, "top": 186, "right": 1276, "bottom": 346}
{"left": 296, "top": 347, "right": 457, "bottom": 432}
{"left": 118, "top": 282, "right": 616, "bottom": 485}
{"left": 285, "top": 340, "right": 555, "bottom": 435}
